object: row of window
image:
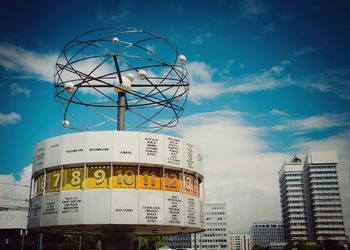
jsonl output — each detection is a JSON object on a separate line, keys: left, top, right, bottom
{"left": 201, "top": 239, "right": 227, "bottom": 243}
{"left": 206, "top": 228, "right": 226, "bottom": 231}
{"left": 206, "top": 211, "right": 225, "bottom": 215}
{"left": 311, "top": 187, "right": 339, "bottom": 191}
{"left": 253, "top": 224, "right": 283, "bottom": 228}
{"left": 209, "top": 206, "right": 225, "bottom": 210}
{"left": 206, "top": 222, "right": 227, "bottom": 226}
{"left": 206, "top": 217, "right": 223, "bottom": 221}
{"left": 309, "top": 171, "right": 337, "bottom": 175}
{"left": 310, "top": 176, "right": 338, "bottom": 180}
{"left": 311, "top": 182, "right": 338, "bottom": 186}
{"left": 285, "top": 173, "right": 302, "bottom": 177}
{"left": 309, "top": 165, "right": 336, "bottom": 169}
{"left": 313, "top": 204, "right": 341, "bottom": 208}
{"left": 203, "top": 233, "right": 227, "bottom": 237}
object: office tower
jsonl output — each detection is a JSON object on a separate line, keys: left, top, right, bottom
{"left": 163, "top": 233, "right": 191, "bottom": 249}
{"left": 250, "top": 221, "right": 284, "bottom": 247}
{"left": 230, "top": 234, "right": 252, "bottom": 250}
{"left": 279, "top": 154, "right": 308, "bottom": 241}
{"left": 193, "top": 203, "right": 230, "bottom": 250}
{"left": 279, "top": 151, "right": 346, "bottom": 243}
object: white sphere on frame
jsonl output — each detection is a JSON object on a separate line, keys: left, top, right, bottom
{"left": 63, "top": 82, "right": 76, "bottom": 94}
{"left": 126, "top": 73, "right": 135, "bottom": 82}
{"left": 138, "top": 70, "right": 147, "bottom": 80}
{"left": 178, "top": 55, "right": 187, "bottom": 64}
{"left": 62, "top": 120, "right": 70, "bottom": 128}
{"left": 113, "top": 76, "right": 132, "bottom": 93}
{"left": 112, "top": 37, "right": 119, "bottom": 44}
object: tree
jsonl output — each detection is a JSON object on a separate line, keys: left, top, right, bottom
{"left": 60, "top": 235, "right": 100, "bottom": 250}
{"left": 252, "top": 245, "right": 265, "bottom": 250}
{"left": 321, "top": 240, "right": 345, "bottom": 250}
{"left": 137, "top": 236, "right": 165, "bottom": 250}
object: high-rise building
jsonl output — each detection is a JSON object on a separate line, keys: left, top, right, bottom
{"left": 250, "top": 221, "right": 284, "bottom": 248}
{"left": 279, "top": 151, "right": 346, "bottom": 243}
{"left": 163, "top": 233, "right": 191, "bottom": 249}
{"left": 230, "top": 234, "right": 252, "bottom": 250}
{"left": 193, "top": 203, "right": 230, "bottom": 250}
{"left": 279, "top": 154, "right": 308, "bottom": 241}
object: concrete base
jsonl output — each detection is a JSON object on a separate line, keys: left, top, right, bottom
{"left": 103, "top": 232, "right": 134, "bottom": 250}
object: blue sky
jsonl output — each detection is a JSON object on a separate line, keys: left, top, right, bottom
{"left": 1, "top": 0, "right": 350, "bottom": 233}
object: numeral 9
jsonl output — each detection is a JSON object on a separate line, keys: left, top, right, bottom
{"left": 94, "top": 169, "right": 106, "bottom": 185}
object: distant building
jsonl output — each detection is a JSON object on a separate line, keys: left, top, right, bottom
{"left": 250, "top": 221, "right": 284, "bottom": 248}
{"left": 193, "top": 203, "right": 230, "bottom": 250}
{"left": 163, "top": 233, "right": 191, "bottom": 249}
{"left": 0, "top": 190, "right": 29, "bottom": 249}
{"left": 230, "top": 234, "right": 252, "bottom": 250}
{"left": 279, "top": 151, "right": 346, "bottom": 243}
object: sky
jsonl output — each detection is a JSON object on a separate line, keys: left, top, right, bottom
{"left": 0, "top": 0, "right": 350, "bottom": 234}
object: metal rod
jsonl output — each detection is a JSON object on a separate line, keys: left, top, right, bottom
{"left": 37, "top": 233, "right": 43, "bottom": 250}
{"left": 113, "top": 54, "right": 126, "bottom": 131}
{"left": 118, "top": 92, "right": 126, "bottom": 131}
{"left": 20, "top": 229, "right": 25, "bottom": 250}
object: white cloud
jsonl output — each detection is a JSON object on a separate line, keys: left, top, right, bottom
{"left": 0, "top": 165, "right": 31, "bottom": 208}
{"left": 239, "top": 0, "right": 270, "bottom": 21}
{"left": 294, "top": 47, "right": 316, "bottom": 56}
{"left": 271, "top": 108, "right": 289, "bottom": 116}
{"left": 281, "top": 60, "right": 291, "bottom": 66}
{"left": 186, "top": 61, "right": 291, "bottom": 104}
{"left": 172, "top": 110, "right": 288, "bottom": 232}
{"left": 271, "top": 65, "right": 284, "bottom": 74}
{"left": 0, "top": 43, "right": 58, "bottom": 82}
{"left": 293, "top": 131, "right": 350, "bottom": 232}
{"left": 223, "top": 59, "right": 236, "bottom": 75}
{"left": 10, "top": 82, "right": 31, "bottom": 97}
{"left": 186, "top": 61, "right": 225, "bottom": 104}
{"left": 190, "top": 32, "right": 212, "bottom": 46}
{"left": 0, "top": 112, "right": 21, "bottom": 126}
{"left": 274, "top": 113, "right": 349, "bottom": 132}
{"left": 299, "top": 68, "right": 350, "bottom": 100}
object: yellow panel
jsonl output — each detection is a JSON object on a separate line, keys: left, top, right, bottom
{"left": 164, "top": 169, "right": 182, "bottom": 192}
{"left": 112, "top": 166, "right": 137, "bottom": 189}
{"left": 183, "top": 173, "right": 195, "bottom": 195}
{"left": 139, "top": 166, "right": 162, "bottom": 190}
{"left": 62, "top": 167, "right": 84, "bottom": 190}
{"left": 46, "top": 169, "right": 62, "bottom": 193}
{"left": 34, "top": 174, "right": 44, "bottom": 196}
{"left": 86, "top": 166, "right": 111, "bottom": 189}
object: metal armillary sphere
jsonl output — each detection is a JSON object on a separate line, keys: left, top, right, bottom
{"left": 54, "top": 27, "right": 189, "bottom": 131}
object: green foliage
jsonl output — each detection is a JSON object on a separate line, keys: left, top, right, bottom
{"left": 252, "top": 245, "right": 265, "bottom": 250}
{"left": 285, "top": 241, "right": 318, "bottom": 250}
{"left": 137, "top": 236, "right": 165, "bottom": 250}
{"left": 321, "top": 240, "right": 345, "bottom": 250}
{"left": 60, "top": 235, "right": 100, "bottom": 250}
{"left": 284, "top": 240, "right": 345, "bottom": 250}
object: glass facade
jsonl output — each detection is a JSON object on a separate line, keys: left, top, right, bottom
{"left": 250, "top": 221, "right": 284, "bottom": 247}
{"left": 192, "top": 203, "right": 230, "bottom": 250}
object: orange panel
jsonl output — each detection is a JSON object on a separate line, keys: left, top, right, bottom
{"left": 164, "top": 169, "right": 182, "bottom": 192}
{"left": 139, "top": 166, "right": 162, "bottom": 190}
